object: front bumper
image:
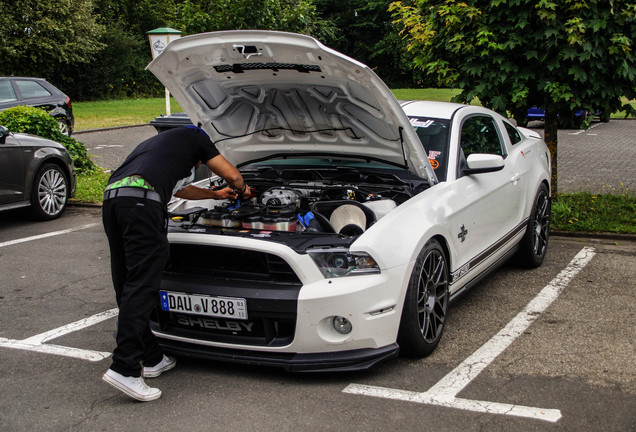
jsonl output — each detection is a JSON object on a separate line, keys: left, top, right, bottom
{"left": 151, "top": 331, "right": 399, "bottom": 372}
{"left": 150, "top": 233, "right": 410, "bottom": 371}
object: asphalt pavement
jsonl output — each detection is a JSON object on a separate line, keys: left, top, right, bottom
{"left": 0, "top": 208, "right": 634, "bottom": 431}
{"left": 534, "top": 119, "right": 635, "bottom": 195}
{"left": 76, "top": 119, "right": 636, "bottom": 196}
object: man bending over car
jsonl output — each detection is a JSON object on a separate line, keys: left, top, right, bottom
{"left": 101, "top": 125, "right": 250, "bottom": 402}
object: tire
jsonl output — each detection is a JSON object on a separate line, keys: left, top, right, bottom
{"left": 397, "top": 238, "right": 449, "bottom": 357}
{"left": 514, "top": 183, "right": 550, "bottom": 268}
{"left": 30, "top": 163, "right": 69, "bottom": 220}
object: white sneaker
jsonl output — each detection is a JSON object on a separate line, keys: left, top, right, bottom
{"left": 102, "top": 369, "right": 161, "bottom": 402}
{"left": 143, "top": 355, "right": 177, "bottom": 378}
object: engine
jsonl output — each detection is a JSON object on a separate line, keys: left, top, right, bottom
{"left": 171, "top": 185, "right": 397, "bottom": 237}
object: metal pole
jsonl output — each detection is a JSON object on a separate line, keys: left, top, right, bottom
{"left": 165, "top": 88, "right": 171, "bottom": 116}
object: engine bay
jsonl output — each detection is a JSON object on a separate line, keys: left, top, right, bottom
{"left": 168, "top": 164, "right": 429, "bottom": 238}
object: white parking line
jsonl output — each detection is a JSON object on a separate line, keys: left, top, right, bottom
{"left": 0, "top": 223, "right": 99, "bottom": 248}
{"left": 344, "top": 246, "right": 597, "bottom": 423}
{"left": 567, "top": 122, "right": 602, "bottom": 135}
{"left": 0, "top": 338, "right": 111, "bottom": 362}
{"left": 1, "top": 222, "right": 114, "bottom": 360}
{"left": 22, "top": 308, "right": 118, "bottom": 344}
{"left": 92, "top": 145, "right": 123, "bottom": 150}
{"left": 0, "top": 308, "right": 117, "bottom": 362}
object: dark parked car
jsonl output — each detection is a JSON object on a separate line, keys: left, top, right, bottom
{"left": 525, "top": 106, "right": 608, "bottom": 128}
{"left": 0, "top": 125, "right": 76, "bottom": 220}
{"left": 0, "top": 77, "right": 75, "bottom": 136}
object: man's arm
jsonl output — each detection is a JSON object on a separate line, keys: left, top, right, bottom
{"left": 174, "top": 185, "right": 237, "bottom": 200}
{"left": 205, "top": 154, "right": 250, "bottom": 199}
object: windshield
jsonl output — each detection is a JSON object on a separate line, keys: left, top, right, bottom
{"left": 409, "top": 117, "right": 450, "bottom": 182}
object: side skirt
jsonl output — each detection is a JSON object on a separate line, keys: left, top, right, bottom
{"left": 0, "top": 200, "right": 30, "bottom": 212}
{"left": 449, "top": 244, "right": 519, "bottom": 303}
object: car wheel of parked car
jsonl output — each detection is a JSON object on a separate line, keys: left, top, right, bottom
{"left": 398, "top": 238, "right": 449, "bottom": 357}
{"left": 30, "top": 163, "right": 68, "bottom": 220}
{"left": 57, "top": 121, "right": 71, "bottom": 136}
{"left": 514, "top": 183, "right": 550, "bottom": 268}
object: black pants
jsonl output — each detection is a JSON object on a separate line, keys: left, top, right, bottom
{"left": 102, "top": 196, "right": 169, "bottom": 377}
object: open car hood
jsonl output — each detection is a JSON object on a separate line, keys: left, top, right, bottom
{"left": 147, "top": 30, "right": 435, "bottom": 182}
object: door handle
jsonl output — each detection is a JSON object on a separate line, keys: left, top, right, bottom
{"left": 510, "top": 173, "right": 520, "bottom": 183}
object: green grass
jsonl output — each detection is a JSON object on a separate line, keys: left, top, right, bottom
{"left": 74, "top": 98, "right": 183, "bottom": 131}
{"left": 612, "top": 97, "right": 636, "bottom": 119}
{"left": 72, "top": 170, "right": 111, "bottom": 202}
{"left": 551, "top": 192, "right": 635, "bottom": 234}
{"left": 390, "top": 88, "right": 463, "bottom": 102}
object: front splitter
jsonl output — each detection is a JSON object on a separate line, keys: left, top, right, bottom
{"left": 156, "top": 337, "right": 399, "bottom": 372}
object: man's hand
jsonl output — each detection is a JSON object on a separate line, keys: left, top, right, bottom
{"left": 233, "top": 184, "right": 252, "bottom": 200}
{"left": 242, "top": 184, "right": 251, "bottom": 199}
{"left": 212, "top": 187, "right": 238, "bottom": 200}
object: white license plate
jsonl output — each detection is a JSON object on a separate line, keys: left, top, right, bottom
{"left": 160, "top": 291, "right": 248, "bottom": 320}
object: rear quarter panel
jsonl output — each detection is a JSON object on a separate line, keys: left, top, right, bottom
{"left": 512, "top": 126, "right": 552, "bottom": 217}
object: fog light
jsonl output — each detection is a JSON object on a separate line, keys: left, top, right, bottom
{"left": 333, "top": 316, "right": 352, "bottom": 334}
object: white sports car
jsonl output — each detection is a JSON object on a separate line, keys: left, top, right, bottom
{"left": 147, "top": 31, "right": 551, "bottom": 372}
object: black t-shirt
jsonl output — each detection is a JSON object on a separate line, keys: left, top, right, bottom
{"left": 108, "top": 127, "right": 220, "bottom": 203}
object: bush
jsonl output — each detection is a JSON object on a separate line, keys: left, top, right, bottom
{"left": 0, "top": 106, "right": 98, "bottom": 173}
{"left": 551, "top": 192, "right": 636, "bottom": 233}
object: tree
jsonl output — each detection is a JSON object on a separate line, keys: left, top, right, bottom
{"left": 390, "top": 0, "right": 635, "bottom": 196}
{"left": 315, "top": 0, "right": 424, "bottom": 87}
{"left": 173, "top": 0, "right": 334, "bottom": 39}
{"left": 0, "top": 0, "right": 105, "bottom": 79}
{"left": 55, "top": 0, "right": 177, "bottom": 100}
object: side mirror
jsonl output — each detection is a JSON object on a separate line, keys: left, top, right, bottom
{"left": 0, "top": 125, "right": 9, "bottom": 144}
{"left": 463, "top": 153, "right": 505, "bottom": 175}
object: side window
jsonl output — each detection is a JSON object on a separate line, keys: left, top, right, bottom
{"left": 460, "top": 116, "right": 503, "bottom": 157}
{"left": 0, "top": 81, "right": 17, "bottom": 103}
{"left": 16, "top": 80, "right": 52, "bottom": 99}
{"left": 503, "top": 121, "right": 522, "bottom": 145}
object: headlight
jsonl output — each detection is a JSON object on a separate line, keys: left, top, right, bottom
{"left": 308, "top": 248, "right": 380, "bottom": 278}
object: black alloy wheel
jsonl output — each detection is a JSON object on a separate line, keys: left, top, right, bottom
{"left": 398, "top": 238, "right": 449, "bottom": 357}
{"left": 514, "top": 183, "right": 551, "bottom": 268}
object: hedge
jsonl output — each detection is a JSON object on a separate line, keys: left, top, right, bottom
{"left": 0, "top": 106, "right": 98, "bottom": 173}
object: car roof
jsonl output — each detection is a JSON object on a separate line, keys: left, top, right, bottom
{"left": 0, "top": 77, "right": 49, "bottom": 81}
{"left": 399, "top": 100, "right": 467, "bottom": 120}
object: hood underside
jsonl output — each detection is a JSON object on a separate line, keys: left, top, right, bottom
{"left": 147, "top": 30, "right": 434, "bottom": 182}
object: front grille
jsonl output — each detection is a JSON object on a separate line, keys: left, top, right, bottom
{"left": 154, "top": 244, "right": 301, "bottom": 346}
{"left": 166, "top": 244, "right": 301, "bottom": 285}
{"left": 153, "top": 310, "right": 295, "bottom": 347}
